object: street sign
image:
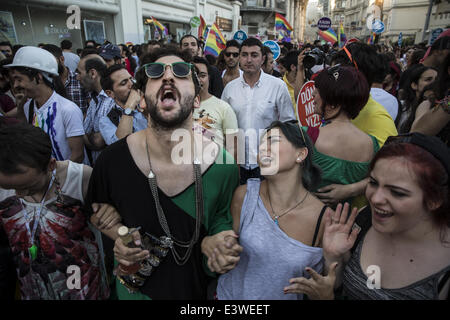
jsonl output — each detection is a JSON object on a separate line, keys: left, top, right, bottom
{"left": 317, "top": 17, "right": 332, "bottom": 31}
{"left": 263, "top": 40, "right": 281, "bottom": 60}
{"left": 296, "top": 81, "right": 321, "bottom": 128}
{"left": 190, "top": 16, "right": 200, "bottom": 28}
{"left": 233, "top": 30, "right": 248, "bottom": 44}
{"left": 372, "top": 19, "right": 385, "bottom": 34}
{"left": 429, "top": 28, "right": 444, "bottom": 46}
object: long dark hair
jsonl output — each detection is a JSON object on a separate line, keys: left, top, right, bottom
{"left": 265, "top": 120, "right": 322, "bottom": 191}
{"left": 397, "top": 65, "right": 438, "bottom": 132}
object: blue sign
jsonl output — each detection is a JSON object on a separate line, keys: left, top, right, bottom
{"left": 398, "top": 32, "right": 403, "bottom": 47}
{"left": 263, "top": 40, "right": 281, "bottom": 60}
{"left": 429, "top": 28, "right": 444, "bottom": 45}
{"left": 372, "top": 19, "right": 385, "bottom": 34}
{"left": 233, "top": 30, "right": 248, "bottom": 44}
{"left": 317, "top": 17, "right": 332, "bottom": 31}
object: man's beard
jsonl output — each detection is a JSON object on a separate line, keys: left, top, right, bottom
{"left": 227, "top": 61, "right": 238, "bottom": 69}
{"left": 146, "top": 94, "right": 195, "bottom": 130}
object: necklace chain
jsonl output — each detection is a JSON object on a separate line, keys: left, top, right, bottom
{"left": 267, "top": 185, "right": 309, "bottom": 224}
{"left": 145, "top": 134, "right": 204, "bottom": 266}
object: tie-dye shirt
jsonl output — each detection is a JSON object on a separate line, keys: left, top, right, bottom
{"left": 24, "top": 91, "right": 85, "bottom": 161}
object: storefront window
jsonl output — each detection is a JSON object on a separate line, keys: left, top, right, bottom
{"left": 143, "top": 18, "right": 190, "bottom": 43}
{"left": 0, "top": 3, "right": 115, "bottom": 51}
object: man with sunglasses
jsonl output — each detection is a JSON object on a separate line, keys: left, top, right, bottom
{"left": 222, "top": 40, "right": 243, "bottom": 87}
{"left": 85, "top": 47, "right": 242, "bottom": 300}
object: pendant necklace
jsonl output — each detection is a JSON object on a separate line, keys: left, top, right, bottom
{"left": 21, "top": 170, "right": 56, "bottom": 261}
{"left": 267, "top": 185, "right": 309, "bottom": 227}
{"left": 144, "top": 134, "right": 204, "bottom": 266}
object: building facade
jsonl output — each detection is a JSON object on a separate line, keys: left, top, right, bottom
{"left": 325, "top": 0, "right": 450, "bottom": 45}
{"left": 239, "top": 0, "right": 308, "bottom": 43}
{"left": 0, "top": 0, "right": 241, "bottom": 48}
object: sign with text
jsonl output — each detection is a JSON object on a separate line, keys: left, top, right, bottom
{"left": 190, "top": 16, "right": 200, "bottom": 28}
{"left": 263, "top": 40, "right": 281, "bottom": 60}
{"left": 429, "top": 28, "right": 444, "bottom": 46}
{"left": 317, "top": 17, "right": 332, "bottom": 31}
{"left": 372, "top": 19, "right": 385, "bottom": 34}
{"left": 233, "top": 30, "right": 248, "bottom": 43}
{"left": 296, "top": 81, "right": 321, "bottom": 128}
{"left": 216, "top": 16, "right": 232, "bottom": 32}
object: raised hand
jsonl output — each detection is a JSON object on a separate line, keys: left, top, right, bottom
{"left": 322, "top": 203, "right": 360, "bottom": 260}
{"left": 283, "top": 262, "right": 338, "bottom": 300}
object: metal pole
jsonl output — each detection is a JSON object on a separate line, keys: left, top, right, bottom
{"left": 422, "top": 0, "right": 434, "bottom": 42}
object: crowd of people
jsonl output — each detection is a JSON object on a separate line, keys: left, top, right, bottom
{"left": 0, "top": 30, "right": 449, "bottom": 301}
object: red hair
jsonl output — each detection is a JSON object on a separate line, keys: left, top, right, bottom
{"left": 370, "top": 143, "right": 449, "bottom": 231}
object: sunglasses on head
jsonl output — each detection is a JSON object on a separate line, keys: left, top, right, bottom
{"left": 284, "top": 120, "right": 307, "bottom": 146}
{"left": 141, "top": 62, "right": 193, "bottom": 79}
{"left": 225, "top": 52, "right": 239, "bottom": 58}
{"left": 327, "top": 64, "right": 341, "bottom": 81}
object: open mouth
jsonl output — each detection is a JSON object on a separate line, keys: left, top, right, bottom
{"left": 260, "top": 156, "right": 273, "bottom": 165}
{"left": 373, "top": 207, "right": 394, "bottom": 219}
{"left": 160, "top": 86, "right": 178, "bottom": 107}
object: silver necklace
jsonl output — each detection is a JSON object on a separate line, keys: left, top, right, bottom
{"left": 267, "top": 185, "right": 309, "bottom": 226}
{"left": 144, "top": 134, "right": 204, "bottom": 266}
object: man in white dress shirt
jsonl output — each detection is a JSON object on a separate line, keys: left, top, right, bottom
{"left": 221, "top": 37, "right": 296, "bottom": 184}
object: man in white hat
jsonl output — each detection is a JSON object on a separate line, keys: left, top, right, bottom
{"left": 5, "top": 46, "right": 85, "bottom": 163}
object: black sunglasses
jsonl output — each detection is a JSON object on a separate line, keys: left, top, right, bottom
{"left": 225, "top": 52, "right": 239, "bottom": 58}
{"left": 141, "top": 62, "right": 193, "bottom": 78}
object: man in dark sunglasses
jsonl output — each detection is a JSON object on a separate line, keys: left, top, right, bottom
{"left": 222, "top": 40, "right": 242, "bottom": 87}
{"left": 86, "top": 46, "right": 242, "bottom": 300}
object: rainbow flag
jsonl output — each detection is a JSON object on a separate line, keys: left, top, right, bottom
{"left": 151, "top": 16, "right": 168, "bottom": 38}
{"left": 275, "top": 13, "right": 293, "bottom": 34}
{"left": 338, "top": 22, "right": 347, "bottom": 48}
{"left": 318, "top": 27, "right": 337, "bottom": 44}
{"left": 367, "top": 32, "right": 375, "bottom": 44}
{"left": 204, "top": 23, "right": 226, "bottom": 57}
{"left": 198, "top": 15, "right": 206, "bottom": 40}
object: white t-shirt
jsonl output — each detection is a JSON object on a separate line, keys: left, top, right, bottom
{"left": 370, "top": 88, "right": 398, "bottom": 121}
{"left": 193, "top": 95, "right": 238, "bottom": 146}
{"left": 24, "top": 91, "right": 85, "bottom": 161}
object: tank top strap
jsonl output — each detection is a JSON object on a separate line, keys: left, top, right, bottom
{"left": 311, "top": 205, "right": 328, "bottom": 247}
{"left": 60, "top": 161, "right": 84, "bottom": 203}
{"left": 239, "top": 178, "right": 262, "bottom": 232}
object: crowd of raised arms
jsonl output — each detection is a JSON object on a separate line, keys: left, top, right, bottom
{"left": 0, "top": 33, "right": 448, "bottom": 301}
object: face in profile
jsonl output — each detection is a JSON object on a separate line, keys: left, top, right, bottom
{"left": 258, "top": 128, "right": 305, "bottom": 176}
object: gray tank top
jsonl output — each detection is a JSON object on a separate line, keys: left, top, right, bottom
{"left": 342, "top": 235, "right": 450, "bottom": 300}
{"left": 216, "top": 179, "right": 325, "bottom": 300}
